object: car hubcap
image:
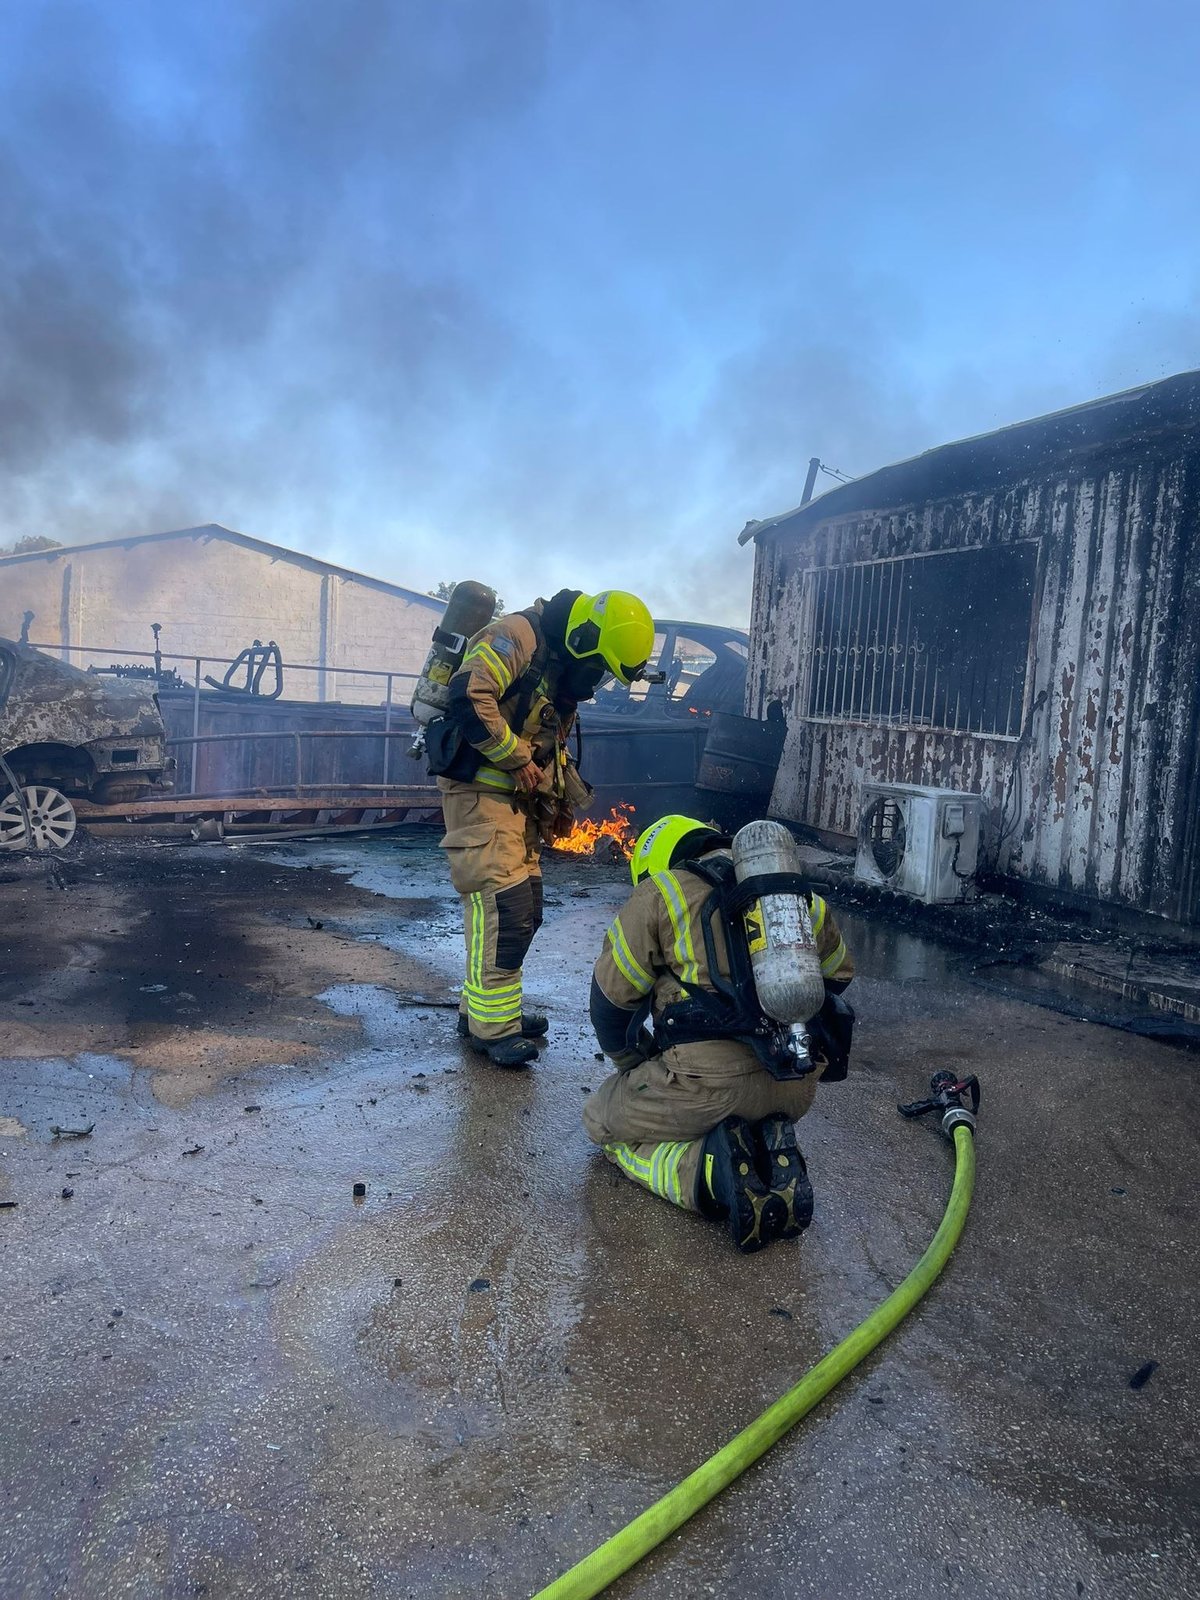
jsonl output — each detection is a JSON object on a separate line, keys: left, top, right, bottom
{"left": 0, "top": 785, "right": 78, "bottom": 850}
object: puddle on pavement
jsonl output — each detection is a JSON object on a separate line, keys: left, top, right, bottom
{"left": 316, "top": 983, "right": 462, "bottom": 1061}
{"left": 833, "top": 908, "right": 957, "bottom": 984}
{"left": 270, "top": 1143, "right": 836, "bottom": 1520}
{"left": 264, "top": 831, "right": 631, "bottom": 907}
{"left": 969, "top": 958, "right": 1200, "bottom": 1044}
{"left": 260, "top": 829, "right": 452, "bottom": 902}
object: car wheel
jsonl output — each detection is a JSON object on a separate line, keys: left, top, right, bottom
{"left": 0, "top": 785, "right": 79, "bottom": 850}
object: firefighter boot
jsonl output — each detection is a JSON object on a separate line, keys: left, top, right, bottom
{"left": 756, "top": 1113, "right": 814, "bottom": 1239}
{"left": 464, "top": 1030, "right": 538, "bottom": 1068}
{"left": 457, "top": 1012, "right": 549, "bottom": 1042}
{"left": 700, "top": 1116, "right": 788, "bottom": 1253}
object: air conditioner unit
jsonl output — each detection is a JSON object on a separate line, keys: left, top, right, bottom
{"left": 855, "top": 784, "right": 984, "bottom": 904}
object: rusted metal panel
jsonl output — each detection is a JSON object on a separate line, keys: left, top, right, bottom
{"left": 1090, "top": 471, "right": 1135, "bottom": 901}
{"left": 745, "top": 534, "right": 776, "bottom": 719}
{"left": 753, "top": 405, "right": 1200, "bottom": 924}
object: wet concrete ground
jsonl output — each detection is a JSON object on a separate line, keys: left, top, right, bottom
{"left": 1, "top": 835, "right": 1197, "bottom": 1599}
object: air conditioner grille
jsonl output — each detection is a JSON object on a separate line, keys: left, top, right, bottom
{"left": 864, "top": 796, "right": 906, "bottom": 878}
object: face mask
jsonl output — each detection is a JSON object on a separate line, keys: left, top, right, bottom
{"left": 561, "top": 659, "right": 608, "bottom": 703}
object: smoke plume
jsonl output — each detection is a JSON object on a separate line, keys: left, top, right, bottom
{"left": 2, "top": 0, "right": 1197, "bottom": 627}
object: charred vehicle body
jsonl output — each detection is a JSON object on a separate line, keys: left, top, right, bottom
{"left": 14, "top": 614, "right": 777, "bottom": 842}
{"left": 136, "top": 619, "right": 758, "bottom": 826}
{"left": 0, "top": 639, "right": 172, "bottom": 848}
{"left": 580, "top": 621, "right": 764, "bottom": 820}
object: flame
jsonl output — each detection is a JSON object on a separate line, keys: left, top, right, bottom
{"left": 552, "top": 802, "right": 637, "bottom": 858}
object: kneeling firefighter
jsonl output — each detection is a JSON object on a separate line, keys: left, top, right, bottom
{"left": 583, "top": 814, "right": 855, "bottom": 1251}
{"left": 420, "top": 586, "right": 656, "bottom": 1068}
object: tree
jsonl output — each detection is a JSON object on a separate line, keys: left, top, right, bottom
{"left": 0, "top": 535, "right": 63, "bottom": 556}
{"left": 429, "top": 580, "right": 504, "bottom": 618}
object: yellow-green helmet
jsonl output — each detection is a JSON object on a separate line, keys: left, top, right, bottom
{"left": 565, "top": 591, "right": 655, "bottom": 686}
{"left": 630, "top": 813, "right": 729, "bottom": 885}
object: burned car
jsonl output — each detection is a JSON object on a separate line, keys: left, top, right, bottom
{"left": 0, "top": 639, "right": 172, "bottom": 848}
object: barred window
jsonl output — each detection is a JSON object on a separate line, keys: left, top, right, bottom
{"left": 804, "top": 543, "right": 1037, "bottom": 738}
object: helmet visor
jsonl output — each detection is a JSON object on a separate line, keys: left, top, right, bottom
{"left": 566, "top": 618, "right": 601, "bottom": 660}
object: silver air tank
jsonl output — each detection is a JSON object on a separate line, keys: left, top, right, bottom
{"left": 410, "top": 581, "right": 497, "bottom": 728}
{"left": 731, "top": 819, "right": 826, "bottom": 1025}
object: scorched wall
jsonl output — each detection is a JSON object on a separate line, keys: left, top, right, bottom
{"left": 748, "top": 424, "right": 1200, "bottom": 925}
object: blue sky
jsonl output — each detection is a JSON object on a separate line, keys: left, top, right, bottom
{"left": 1, "top": 0, "right": 1197, "bottom": 622}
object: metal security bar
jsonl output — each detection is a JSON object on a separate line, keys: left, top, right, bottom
{"left": 804, "top": 544, "right": 1037, "bottom": 739}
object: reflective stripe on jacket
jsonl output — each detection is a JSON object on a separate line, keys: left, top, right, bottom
{"left": 591, "top": 853, "right": 854, "bottom": 1056}
{"left": 446, "top": 603, "right": 566, "bottom": 794}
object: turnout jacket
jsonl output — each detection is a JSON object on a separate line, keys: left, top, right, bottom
{"left": 443, "top": 601, "right": 572, "bottom": 796}
{"left": 591, "top": 852, "right": 853, "bottom": 1072}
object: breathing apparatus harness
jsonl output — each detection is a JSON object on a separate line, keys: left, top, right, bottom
{"left": 423, "top": 607, "right": 551, "bottom": 783}
{"left": 647, "top": 854, "right": 852, "bottom": 1082}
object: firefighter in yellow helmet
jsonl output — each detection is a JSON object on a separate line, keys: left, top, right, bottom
{"left": 431, "top": 590, "right": 656, "bottom": 1068}
{"left": 583, "top": 814, "right": 855, "bottom": 1251}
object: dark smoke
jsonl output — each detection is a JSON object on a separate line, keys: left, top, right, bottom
{"left": 2, "top": 2, "right": 1195, "bottom": 628}
{"left": 0, "top": 0, "right": 939, "bottom": 626}
{"left": 0, "top": 0, "right": 549, "bottom": 538}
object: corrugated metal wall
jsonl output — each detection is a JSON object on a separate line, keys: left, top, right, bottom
{"left": 750, "top": 439, "right": 1200, "bottom": 924}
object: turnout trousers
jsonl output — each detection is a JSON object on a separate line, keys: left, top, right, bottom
{"left": 582, "top": 1040, "right": 817, "bottom": 1211}
{"left": 439, "top": 783, "right": 543, "bottom": 1042}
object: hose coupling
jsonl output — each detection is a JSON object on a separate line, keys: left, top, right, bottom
{"left": 898, "top": 1070, "right": 981, "bottom": 1140}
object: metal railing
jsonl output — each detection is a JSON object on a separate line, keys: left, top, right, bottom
{"left": 27, "top": 640, "right": 422, "bottom": 794}
{"left": 29, "top": 639, "right": 418, "bottom": 704}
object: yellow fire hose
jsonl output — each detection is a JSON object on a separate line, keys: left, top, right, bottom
{"left": 532, "top": 1073, "right": 980, "bottom": 1600}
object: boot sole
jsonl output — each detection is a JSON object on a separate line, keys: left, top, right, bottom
{"left": 457, "top": 1020, "right": 549, "bottom": 1042}
{"left": 730, "top": 1187, "right": 790, "bottom": 1253}
{"left": 770, "top": 1169, "right": 814, "bottom": 1237}
{"left": 758, "top": 1118, "right": 814, "bottom": 1240}
{"left": 715, "top": 1117, "right": 789, "bottom": 1253}
{"left": 464, "top": 1035, "right": 537, "bottom": 1068}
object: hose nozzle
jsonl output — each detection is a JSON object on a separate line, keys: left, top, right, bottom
{"left": 898, "top": 1071, "right": 980, "bottom": 1139}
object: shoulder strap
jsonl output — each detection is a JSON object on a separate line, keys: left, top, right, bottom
{"left": 499, "top": 608, "right": 550, "bottom": 730}
{"left": 670, "top": 856, "right": 742, "bottom": 1005}
{"left": 680, "top": 854, "right": 735, "bottom": 891}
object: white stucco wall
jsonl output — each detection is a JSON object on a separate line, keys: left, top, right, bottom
{"left": 0, "top": 529, "right": 441, "bottom": 705}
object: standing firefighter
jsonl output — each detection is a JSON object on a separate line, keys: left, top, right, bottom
{"left": 583, "top": 814, "right": 855, "bottom": 1251}
{"left": 429, "top": 589, "right": 655, "bottom": 1068}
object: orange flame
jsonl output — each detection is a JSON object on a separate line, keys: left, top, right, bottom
{"left": 552, "top": 802, "right": 637, "bottom": 859}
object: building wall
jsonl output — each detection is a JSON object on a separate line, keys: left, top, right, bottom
{"left": 0, "top": 532, "right": 440, "bottom": 706}
{"left": 320, "top": 572, "right": 436, "bottom": 704}
{"left": 750, "top": 439, "right": 1200, "bottom": 924}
